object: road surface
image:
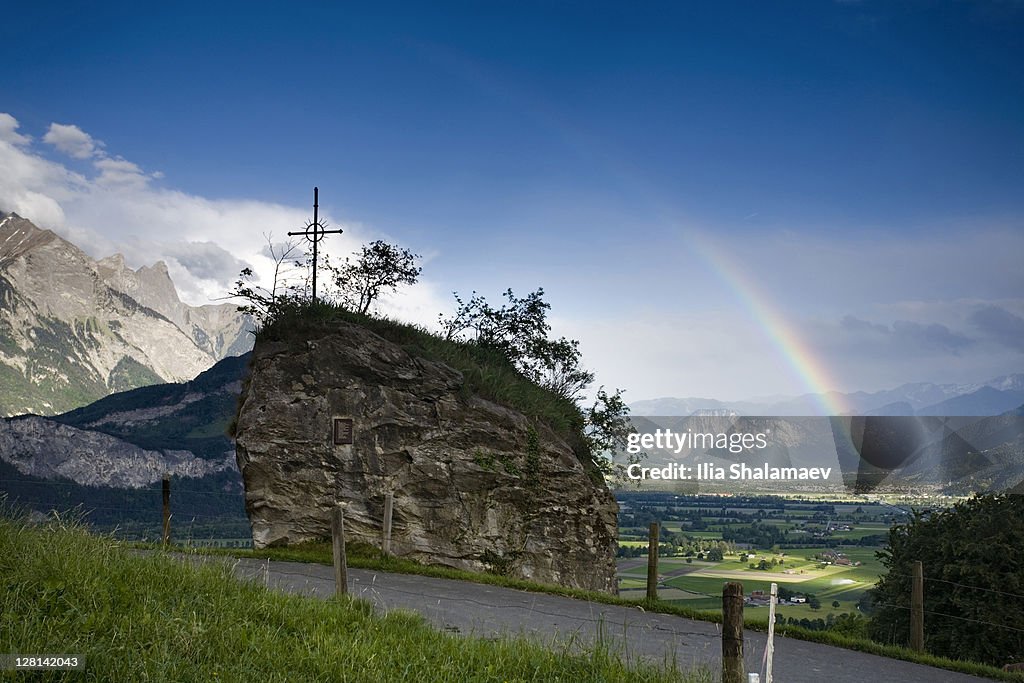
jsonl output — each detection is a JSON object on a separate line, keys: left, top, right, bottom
{"left": 182, "top": 555, "right": 989, "bottom": 682}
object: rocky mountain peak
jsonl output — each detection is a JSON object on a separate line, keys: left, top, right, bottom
{"left": 0, "top": 212, "right": 60, "bottom": 268}
{"left": 96, "top": 252, "right": 126, "bottom": 271}
{"left": 97, "top": 254, "right": 183, "bottom": 326}
{"left": 0, "top": 214, "right": 253, "bottom": 416}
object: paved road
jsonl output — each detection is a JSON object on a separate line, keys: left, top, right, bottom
{"left": 192, "top": 555, "right": 987, "bottom": 682}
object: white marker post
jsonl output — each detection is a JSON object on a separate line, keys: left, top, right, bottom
{"left": 766, "top": 582, "right": 778, "bottom": 683}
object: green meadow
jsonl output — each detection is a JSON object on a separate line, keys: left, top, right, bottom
{"left": 616, "top": 493, "right": 894, "bottom": 621}
{"left": 1, "top": 515, "right": 712, "bottom": 683}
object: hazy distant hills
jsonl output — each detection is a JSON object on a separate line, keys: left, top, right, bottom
{"left": 0, "top": 212, "right": 253, "bottom": 416}
{"left": 631, "top": 374, "right": 1024, "bottom": 417}
{"left": 628, "top": 411, "right": 1024, "bottom": 495}
{"left": 630, "top": 374, "right": 1024, "bottom": 495}
{"left": 917, "top": 386, "right": 1024, "bottom": 416}
{"left": 829, "top": 413, "right": 1024, "bottom": 494}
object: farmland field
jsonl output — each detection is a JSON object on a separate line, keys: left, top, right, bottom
{"left": 613, "top": 492, "right": 917, "bottom": 623}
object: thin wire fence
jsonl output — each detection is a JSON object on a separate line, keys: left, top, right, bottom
{"left": 0, "top": 476, "right": 250, "bottom": 546}
{"left": 887, "top": 570, "right": 1024, "bottom": 601}
{"left": 7, "top": 480, "right": 1024, "bottom": 641}
{"left": 871, "top": 601, "right": 1024, "bottom": 635}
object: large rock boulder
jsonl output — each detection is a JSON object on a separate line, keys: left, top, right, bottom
{"left": 234, "top": 321, "right": 618, "bottom": 593}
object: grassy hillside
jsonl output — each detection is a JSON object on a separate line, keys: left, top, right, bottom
{"left": 0, "top": 516, "right": 703, "bottom": 682}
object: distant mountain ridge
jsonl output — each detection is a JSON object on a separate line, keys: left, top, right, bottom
{"left": 0, "top": 212, "right": 253, "bottom": 416}
{"left": 0, "top": 352, "right": 251, "bottom": 536}
{"left": 631, "top": 373, "right": 1024, "bottom": 417}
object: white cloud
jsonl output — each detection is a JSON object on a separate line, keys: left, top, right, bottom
{"left": 0, "top": 119, "right": 87, "bottom": 227}
{"left": 0, "top": 113, "right": 453, "bottom": 328}
{"left": 0, "top": 113, "right": 31, "bottom": 146}
{"left": 555, "top": 309, "right": 803, "bottom": 402}
{"left": 93, "top": 157, "right": 150, "bottom": 188}
{"left": 161, "top": 240, "right": 249, "bottom": 282}
{"left": 43, "top": 122, "right": 102, "bottom": 159}
{"left": 557, "top": 300, "right": 1023, "bottom": 403}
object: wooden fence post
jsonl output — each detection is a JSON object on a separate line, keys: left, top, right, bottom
{"left": 911, "top": 560, "right": 924, "bottom": 652}
{"left": 382, "top": 492, "right": 393, "bottom": 555}
{"left": 161, "top": 474, "right": 171, "bottom": 547}
{"left": 332, "top": 504, "right": 349, "bottom": 596}
{"left": 722, "top": 581, "right": 745, "bottom": 683}
{"left": 646, "top": 521, "right": 660, "bottom": 601}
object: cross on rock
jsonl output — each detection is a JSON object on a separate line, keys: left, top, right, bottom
{"left": 288, "top": 187, "right": 343, "bottom": 304}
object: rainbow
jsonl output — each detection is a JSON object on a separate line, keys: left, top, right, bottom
{"left": 685, "top": 232, "right": 848, "bottom": 415}
{"left": 433, "top": 57, "right": 848, "bottom": 413}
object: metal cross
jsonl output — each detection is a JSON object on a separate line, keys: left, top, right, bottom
{"left": 288, "top": 187, "right": 343, "bottom": 304}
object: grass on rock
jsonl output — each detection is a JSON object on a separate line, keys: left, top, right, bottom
{"left": 255, "top": 301, "right": 586, "bottom": 439}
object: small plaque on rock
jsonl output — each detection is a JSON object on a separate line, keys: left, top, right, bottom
{"left": 333, "top": 418, "right": 353, "bottom": 445}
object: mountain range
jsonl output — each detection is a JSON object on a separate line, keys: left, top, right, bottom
{"left": 0, "top": 212, "right": 252, "bottom": 416}
{"left": 0, "top": 352, "right": 250, "bottom": 538}
{"left": 630, "top": 374, "right": 1024, "bottom": 417}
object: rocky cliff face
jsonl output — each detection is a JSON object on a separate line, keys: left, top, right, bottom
{"left": 235, "top": 321, "right": 619, "bottom": 593}
{"left": 0, "top": 212, "right": 252, "bottom": 416}
{"left": 96, "top": 254, "right": 251, "bottom": 360}
{"left": 0, "top": 416, "right": 236, "bottom": 488}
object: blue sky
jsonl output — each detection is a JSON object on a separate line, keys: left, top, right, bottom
{"left": 2, "top": 1, "right": 1023, "bottom": 401}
